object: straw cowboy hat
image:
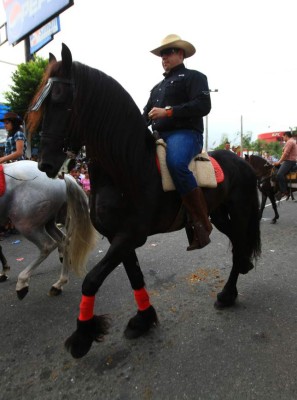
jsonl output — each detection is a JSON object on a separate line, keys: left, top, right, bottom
{"left": 151, "top": 34, "right": 196, "bottom": 58}
{"left": 0, "top": 112, "right": 22, "bottom": 122}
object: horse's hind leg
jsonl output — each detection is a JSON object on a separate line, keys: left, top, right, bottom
{"left": 122, "top": 250, "right": 158, "bottom": 339}
{"left": 45, "top": 220, "right": 69, "bottom": 296}
{"left": 0, "top": 244, "right": 10, "bottom": 282}
{"left": 213, "top": 195, "right": 260, "bottom": 309}
{"left": 210, "top": 207, "right": 239, "bottom": 308}
{"left": 15, "top": 228, "right": 58, "bottom": 299}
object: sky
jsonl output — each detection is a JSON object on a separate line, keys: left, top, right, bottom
{"left": 0, "top": 0, "right": 297, "bottom": 149}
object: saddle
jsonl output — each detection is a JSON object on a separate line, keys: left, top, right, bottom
{"left": 156, "top": 139, "right": 224, "bottom": 192}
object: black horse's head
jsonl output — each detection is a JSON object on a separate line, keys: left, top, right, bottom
{"left": 27, "top": 44, "right": 76, "bottom": 178}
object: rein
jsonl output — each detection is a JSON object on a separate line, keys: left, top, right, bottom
{"left": 4, "top": 172, "right": 38, "bottom": 181}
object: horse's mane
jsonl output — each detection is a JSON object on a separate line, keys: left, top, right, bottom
{"left": 71, "top": 62, "right": 156, "bottom": 196}
{"left": 28, "top": 59, "right": 156, "bottom": 199}
{"left": 250, "top": 154, "right": 273, "bottom": 165}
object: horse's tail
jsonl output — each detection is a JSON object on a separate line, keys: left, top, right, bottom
{"left": 63, "top": 175, "right": 98, "bottom": 276}
{"left": 247, "top": 173, "right": 262, "bottom": 261}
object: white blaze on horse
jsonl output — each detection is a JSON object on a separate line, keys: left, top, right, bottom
{"left": 0, "top": 160, "right": 97, "bottom": 299}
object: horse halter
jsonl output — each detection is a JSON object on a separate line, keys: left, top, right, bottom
{"left": 31, "top": 77, "right": 74, "bottom": 111}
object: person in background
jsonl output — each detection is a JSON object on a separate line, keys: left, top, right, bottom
{"left": 143, "top": 34, "right": 212, "bottom": 250}
{"left": 0, "top": 112, "right": 27, "bottom": 236}
{"left": 69, "top": 168, "right": 82, "bottom": 185}
{"left": 274, "top": 131, "right": 297, "bottom": 200}
{"left": 224, "top": 141, "right": 231, "bottom": 151}
{"left": 0, "top": 112, "right": 27, "bottom": 163}
{"left": 80, "top": 170, "right": 90, "bottom": 196}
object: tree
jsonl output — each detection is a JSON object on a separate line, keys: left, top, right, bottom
{"left": 3, "top": 56, "right": 48, "bottom": 119}
{"left": 265, "top": 141, "right": 283, "bottom": 159}
{"left": 214, "top": 134, "right": 232, "bottom": 150}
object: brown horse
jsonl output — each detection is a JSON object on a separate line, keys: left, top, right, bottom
{"left": 245, "top": 154, "right": 297, "bottom": 223}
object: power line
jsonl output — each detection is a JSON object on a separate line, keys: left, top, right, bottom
{"left": 0, "top": 59, "right": 18, "bottom": 66}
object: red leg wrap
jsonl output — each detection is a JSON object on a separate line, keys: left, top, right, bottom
{"left": 134, "top": 288, "right": 151, "bottom": 311}
{"left": 78, "top": 295, "right": 95, "bottom": 321}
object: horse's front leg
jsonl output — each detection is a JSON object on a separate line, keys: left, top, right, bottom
{"left": 122, "top": 250, "right": 158, "bottom": 339}
{"left": 268, "top": 193, "right": 279, "bottom": 224}
{"left": 258, "top": 192, "right": 267, "bottom": 220}
{"left": 0, "top": 245, "right": 10, "bottom": 282}
{"left": 65, "top": 233, "right": 149, "bottom": 359}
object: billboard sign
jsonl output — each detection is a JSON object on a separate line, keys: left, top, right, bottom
{"left": 0, "top": 103, "right": 10, "bottom": 129}
{"left": 2, "top": 0, "right": 73, "bottom": 45}
{"left": 29, "top": 16, "right": 60, "bottom": 54}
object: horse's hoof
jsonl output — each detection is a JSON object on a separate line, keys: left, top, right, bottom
{"left": 0, "top": 274, "right": 8, "bottom": 282}
{"left": 65, "top": 315, "right": 110, "bottom": 359}
{"left": 214, "top": 288, "right": 238, "bottom": 309}
{"left": 17, "top": 286, "right": 29, "bottom": 300}
{"left": 124, "top": 305, "right": 158, "bottom": 339}
{"left": 48, "top": 286, "right": 62, "bottom": 296}
{"left": 239, "top": 261, "right": 254, "bottom": 274}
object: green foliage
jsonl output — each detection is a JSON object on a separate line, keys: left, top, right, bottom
{"left": 242, "top": 132, "right": 253, "bottom": 151}
{"left": 214, "top": 134, "right": 231, "bottom": 150}
{"left": 3, "top": 56, "right": 48, "bottom": 119}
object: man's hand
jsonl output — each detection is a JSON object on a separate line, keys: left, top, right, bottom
{"left": 148, "top": 107, "right": 167, "bottom": 120}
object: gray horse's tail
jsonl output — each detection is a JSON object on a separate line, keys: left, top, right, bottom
{"left": 63, "top": 175, "right": 98, "bottom": 276}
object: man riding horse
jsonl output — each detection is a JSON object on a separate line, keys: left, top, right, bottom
{"left": 273, "top": 131, "right": 297, "bottom": 200}
{"left": 143, "top": 34, "right": 212, "bottom": 250}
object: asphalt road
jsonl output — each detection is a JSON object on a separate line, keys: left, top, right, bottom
{"left": 0, "top": 198, "right": 296, "bottom": 400}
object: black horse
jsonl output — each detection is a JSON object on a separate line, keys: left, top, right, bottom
{"left": 27, "top": 44, "right": 261, "bottom": 359}
{"left": 244, "top": 154, "right": 280, "bottom": 223}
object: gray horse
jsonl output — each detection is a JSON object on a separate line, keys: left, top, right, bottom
{"left": 0, "top": 160, "right": 97, "bottom": 299}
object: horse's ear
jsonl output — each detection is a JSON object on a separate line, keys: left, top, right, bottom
{"left": 61, "top": 43, "right": 72, "bottom": 76}
{"left": 49, "top": 53, "right": 56, "bottom": 63}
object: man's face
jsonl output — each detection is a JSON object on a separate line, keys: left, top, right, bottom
{"left": 161, "top": 48, "right": 184, "bottom": 73}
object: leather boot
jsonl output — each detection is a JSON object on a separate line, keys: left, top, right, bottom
{"left": 182, "top": 187, "right": 212, "bottom": 250}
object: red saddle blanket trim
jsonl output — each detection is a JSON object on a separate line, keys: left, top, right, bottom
{"left": 155, "top": 154, "right": 225, "bottom": 184}
{"left": 0, "top": 165, "right": 5, "bottom": 196}
{"left": 209, "top": 156, "right": 224, "bottom": 183}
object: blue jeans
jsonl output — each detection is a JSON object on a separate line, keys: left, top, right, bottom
{"left": 276, "top": 160, "right": 296, "bottom": 193}
{"left": 161, "top": 129, "right": 203, "bottom": 195}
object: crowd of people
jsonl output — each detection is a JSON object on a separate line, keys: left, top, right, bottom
{"left": 68, "top": 162, "right": 91, "bottom": 196}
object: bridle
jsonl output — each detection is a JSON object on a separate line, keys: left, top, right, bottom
{"left": 31, "top": 77, "right": 74, "bottom": 111}
{"left": 31, "top": 77, "right": 76, "bottom": 153}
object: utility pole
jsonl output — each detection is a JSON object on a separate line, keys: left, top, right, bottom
{"left": 24, "top": 37, "right": 34, "bottom": 62}
{"left": 240, "top": 115, "right": 243, "bottom": 157}
{"left": 205, "top": 89, "right": 218, "bottom": 151}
